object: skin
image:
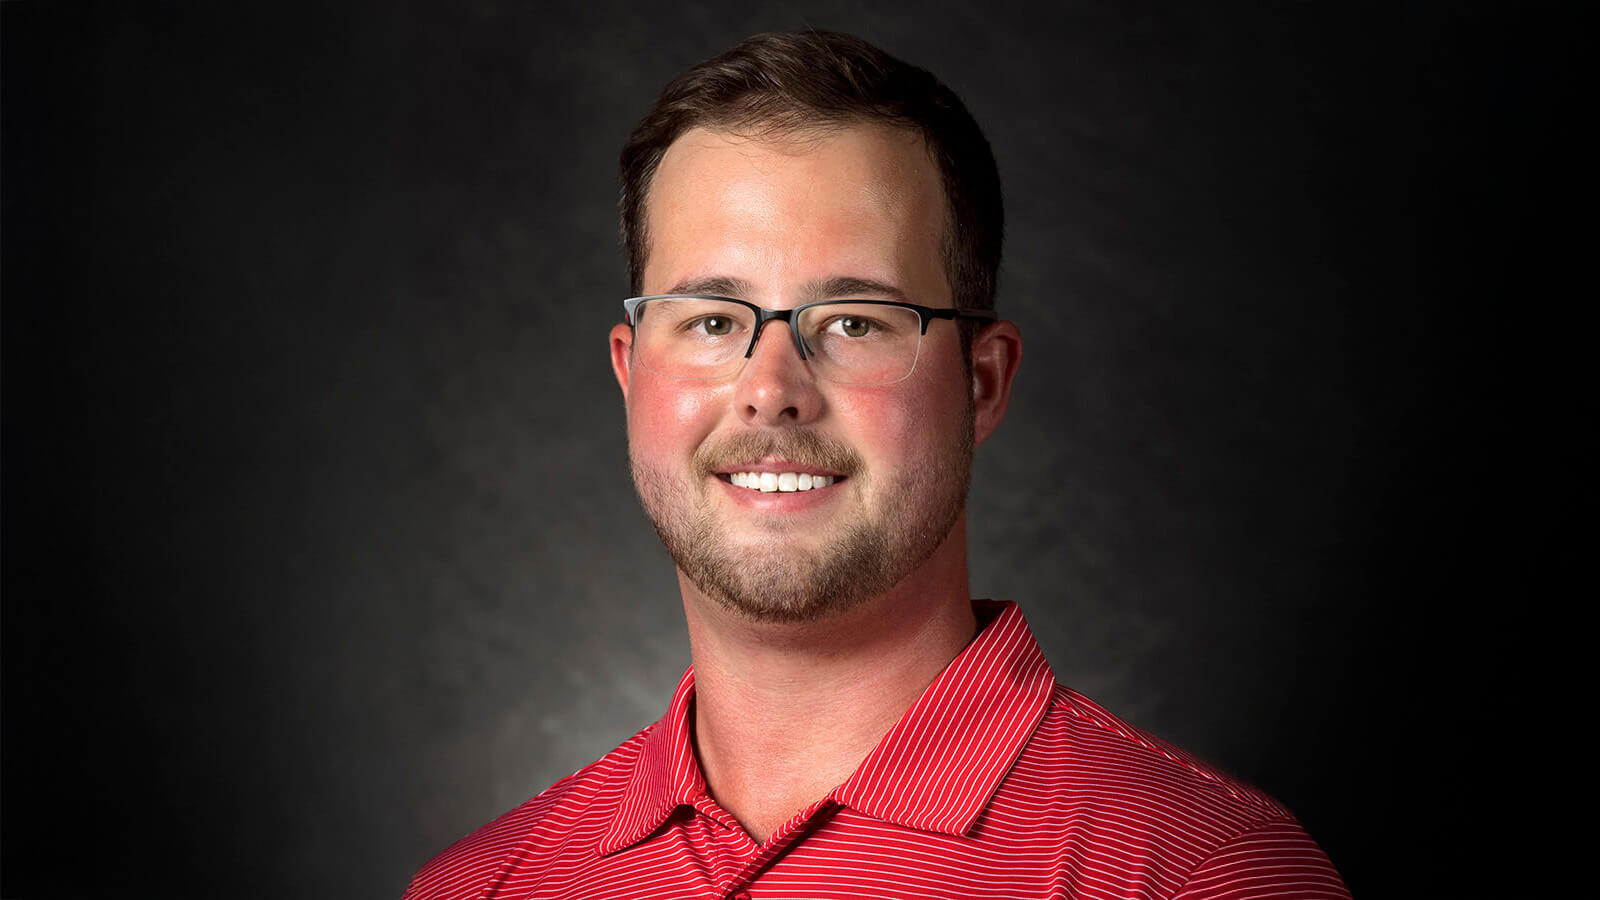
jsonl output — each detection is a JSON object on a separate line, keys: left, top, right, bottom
{"left": 609, "top": 123, "right": 1023, "bottom": 844}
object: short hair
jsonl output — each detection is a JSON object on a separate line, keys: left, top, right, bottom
{"left": 619, "top": 31, "right": 1004, "bottom": 327}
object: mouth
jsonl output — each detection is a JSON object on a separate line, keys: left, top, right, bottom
{"left": 716, "top": 470, "right": 846, "bottom": 493}
{"left": 711, "top": 455, "right": 850, "bottom": 495}
{"left": 697, "top": 435, "right": 860, "bottom": 501}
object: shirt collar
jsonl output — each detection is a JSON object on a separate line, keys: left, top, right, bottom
{"left": 598, "top": 600, "right": 1056, "bottom": 855}
{"left": 598, "top": 665, "right": 705, "bottom": 856}
{"left": 831, "top": 600, "right": 1057, "bottom": 835}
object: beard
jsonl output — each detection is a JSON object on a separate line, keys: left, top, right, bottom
{"left": 629, "top": 409, "right": 975, "bottom": 624}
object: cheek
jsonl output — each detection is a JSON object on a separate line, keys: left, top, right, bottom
{"left": 832, "top": 390, "right": 914, "bottom": 455}
{"left": 832, "top": 376, "right": 965, "bottom": 465}
{"left": 858, "top": 345, "right": 971, "bottom": 464}
{"left": 627, "top": 374, "right": 727, "bottom": 457}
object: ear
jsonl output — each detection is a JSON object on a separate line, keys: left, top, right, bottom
{"left": 970, "top": 319, "right": 1022, "bottom": 447}
{"left": 609, "top": 322, "right": 634, "bottom": 403}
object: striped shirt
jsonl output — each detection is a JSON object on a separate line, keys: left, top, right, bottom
{"left": 406, "top": 600, "right": 1348, "bottom": 899}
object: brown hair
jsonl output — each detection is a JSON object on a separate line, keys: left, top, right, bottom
{"left": 619, "top": 31, "right": 1004, "bottom": 325}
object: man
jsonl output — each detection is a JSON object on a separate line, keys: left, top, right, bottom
{"left": 407, "top": 31, "right": 1348, "bottom": 899}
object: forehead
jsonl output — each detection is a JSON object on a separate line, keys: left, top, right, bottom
{"left": 641, "top": 123, "right": 949, "bottom": 301}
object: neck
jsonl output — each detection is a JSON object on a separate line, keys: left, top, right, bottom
{"left": 681, "top": 518, "right": 978, "bottom": 844}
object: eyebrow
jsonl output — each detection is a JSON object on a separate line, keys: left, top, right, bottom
{"left": 804, "top": 277, "right": 910, "bottom": 303}
{"left": 661, "top": 275, "right": 911, "bottom": 304}
{"left": 665, "top": 275, "right": 755, "bottom": 297}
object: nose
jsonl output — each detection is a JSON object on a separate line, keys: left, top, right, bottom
{"left": 733, "top": 318, "right": 825, "bottom": 426}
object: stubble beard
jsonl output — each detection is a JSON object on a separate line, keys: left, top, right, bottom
{"left": 630, "top": 411, "right": 975, "bottom": 624}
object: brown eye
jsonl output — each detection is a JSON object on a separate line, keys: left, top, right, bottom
{"left": 700, "top": 316, "right": 733, "bottom": 335}
{"left": 839, "top": 317, "right": 871, "bottom": 337}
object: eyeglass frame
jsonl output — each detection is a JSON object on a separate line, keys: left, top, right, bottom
{"left": 620, "top": 293, "right": 997, "bottom": 382}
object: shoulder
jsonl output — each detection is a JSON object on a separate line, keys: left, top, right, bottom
{"left": 1029, "top": 685, "right": 1293, "bottom": 822}
{"left": 985, "top": 685, "right": 1347, "bottom": 897}
{"left": 402, "top": 725, "right": 651, "bottom": 900}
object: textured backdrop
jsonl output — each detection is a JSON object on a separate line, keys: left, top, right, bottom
{"left": 3, "top": 2, "right": 1533, "bottom": 897}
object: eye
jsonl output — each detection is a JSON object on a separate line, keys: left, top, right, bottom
{"left": 690, "top": 315, "right": 735, "bottom": 336}
{"left": 832, "top": 316, "right": 875, "bottom": 338}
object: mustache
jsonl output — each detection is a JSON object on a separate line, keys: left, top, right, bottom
{"left": 693, "top": 430, "right": 863, "bottom": 476}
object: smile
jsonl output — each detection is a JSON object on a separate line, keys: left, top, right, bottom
{"left": 723, "top": 472, "right": 840, "bottom": 493}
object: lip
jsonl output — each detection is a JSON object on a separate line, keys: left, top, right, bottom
{"left": 711, "top": 470, "right": 845, "bottom": 511}
{"left": 711, "top": 457, "right": 847, "bottom": 478}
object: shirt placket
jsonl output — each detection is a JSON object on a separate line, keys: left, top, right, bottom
{"left": 709, "top": 796, "right": 843, "bottom": 900}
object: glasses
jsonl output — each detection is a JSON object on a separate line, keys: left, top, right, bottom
{"left": 622, "top": 294, "right": 997, "bottom": 385}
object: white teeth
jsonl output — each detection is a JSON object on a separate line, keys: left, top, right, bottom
{"left": 728, "top": 472, "right": 836, "bottom": 491}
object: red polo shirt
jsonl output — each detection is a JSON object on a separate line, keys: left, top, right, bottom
{"left": 406, "top": 601, "right": 1348, "bottom": 899}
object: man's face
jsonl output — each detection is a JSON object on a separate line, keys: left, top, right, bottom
{"left": 611, "top": 124, "right": 976, "bottom": 623}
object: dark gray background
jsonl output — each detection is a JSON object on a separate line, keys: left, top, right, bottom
{"left": 3, "top": 2, "right": 1543, "bottom": 897}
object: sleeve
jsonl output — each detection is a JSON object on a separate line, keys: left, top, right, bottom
{"left": 1171, "top": 820, "right": 1350, "bottom": 899}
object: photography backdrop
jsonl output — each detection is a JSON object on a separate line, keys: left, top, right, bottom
{"left": 4, "top": 2, "right": 1526, "bottom": 897}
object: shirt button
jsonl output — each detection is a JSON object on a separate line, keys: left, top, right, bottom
{"left": 732, "top": 893, "right": 751, "bottom": 900}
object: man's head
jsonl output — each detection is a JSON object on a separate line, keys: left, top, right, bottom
{"left": 610, "top": 33, "right": 1020, "bottom": 625}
